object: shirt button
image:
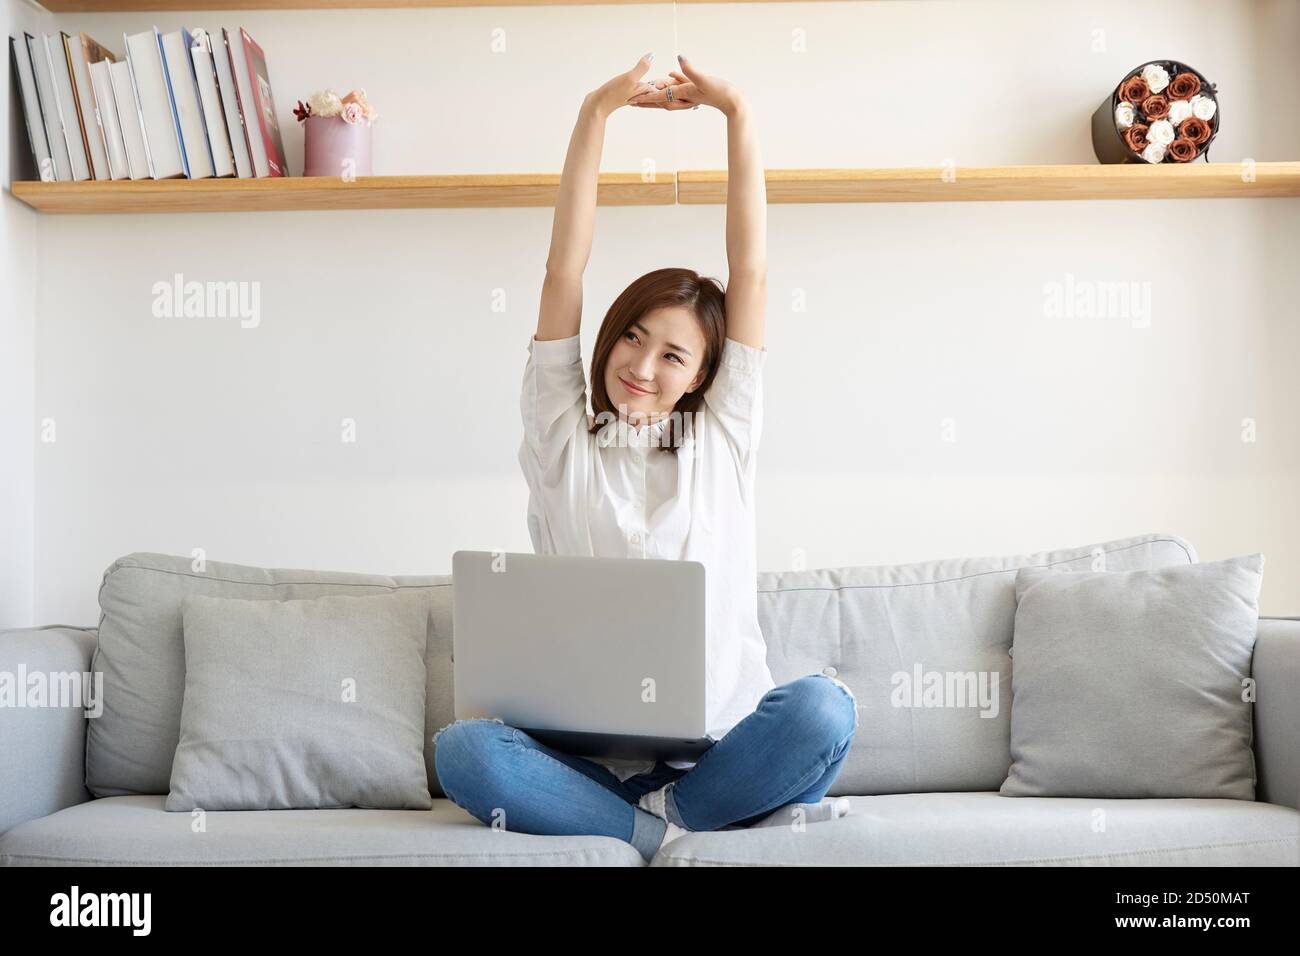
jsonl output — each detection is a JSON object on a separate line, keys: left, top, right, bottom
{"left": 822, "top": 665, "right": 838, "bottom": 678}
{"left": 632, "top": 454, "right": 642, "bottom": 465}
{"left": 630, "top": 532, "right": 641, "bottom": 544}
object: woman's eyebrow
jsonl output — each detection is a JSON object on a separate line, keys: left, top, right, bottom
{"left": 631, "top": 321, "right": 693, "bottom": 358}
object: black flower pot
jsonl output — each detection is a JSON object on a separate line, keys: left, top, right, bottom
{"left": 1091, "top": 60, "right": 1220, "bottom": 164}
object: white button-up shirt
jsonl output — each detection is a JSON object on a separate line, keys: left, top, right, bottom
{"left": 518, "top": 332, "right": 776, "bottom": 781}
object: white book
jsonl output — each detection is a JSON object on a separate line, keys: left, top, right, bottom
{"left": 108, "top": 59, "right": 150, "bottom": 180}
{"left": 44, "top": 32, "right": 90, "bottom": 180}
{"left": 224, "top": 27, "right": 269, "bottom": 178}
{"left": 211, "top": 27, "right": 251, "bottom": 178}
{"left": 32, "top": 32, "right": 76, "bottom": 180}
{"left": 188, "top": 29, "right": 234, "bottom": 178}
{"left": 67, "top": 34, "right": 111, "bottom": 180}
{"left": 159, "top": 29, "right": 213, "bottom": 179}
{"left": 123, "top": 28, "right": 184, "bottom": 179}
{"left": 90, "top": 60, "right": 128, "bottom": 180}
{"left": 12, "top": 34, "right": 55, "bottom": 181}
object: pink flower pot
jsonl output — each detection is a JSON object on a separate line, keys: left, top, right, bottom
{"left": 302, "top": 115, "right": 373, "bottom": 178}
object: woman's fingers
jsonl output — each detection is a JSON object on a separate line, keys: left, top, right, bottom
{"left": 629, "top": 81, "right": 699, "bottom": 106}
{"left": 627, "top": 74, "right": 687, "bottom": 99}
{"left": 675, "top": 54, "right": 704, "bottom": 84}
{"left": 625, "top": 78, "right": 662, "bottom": 105}
{"left": 672, "top": 56, "right": 736, "bottom": 111}
{"left": 628, "top": 78, "right": 670, "bottom": 97}
{"left": 620, "top": 53, "right": 654, "bottom": 95}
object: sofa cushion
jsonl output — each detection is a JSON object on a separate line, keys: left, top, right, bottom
{"left": 756, "top": 532, "right": 1197, "bottom": 796}
{"left": 0, "top": 796, "right": 643, "bottom": 866}
{"left": 91, "top": 535, "right": 1195, "bottom": 802}
{"left": 167, "top": 591, "right": 434, "bottom": 811}
{"left": 651, "top": 791, "right": 1300, "bottom": 866}
{"left": 1001, "top": 554, "right": 1263, "bottom": 800}
{"left": 86, "top": 553, "right": 454, "bottom": 799}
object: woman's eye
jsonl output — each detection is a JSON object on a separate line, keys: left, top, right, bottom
{"left": 624, "top": 331, "right": 682, "bottom": 364}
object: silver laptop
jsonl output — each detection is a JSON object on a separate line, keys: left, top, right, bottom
{"left": 451, "top": 550, "right": 712, "bottom": 761}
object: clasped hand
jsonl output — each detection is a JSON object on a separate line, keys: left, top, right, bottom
{"left": 586, "top": 53, "right": 742, "bottom": 118}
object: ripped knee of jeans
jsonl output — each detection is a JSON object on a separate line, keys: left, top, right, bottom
{"left": 819, "top": 673, "right": 860, "bottom": 733}
{"left": 432, "top": 716, "right": 506, "bottom": 747}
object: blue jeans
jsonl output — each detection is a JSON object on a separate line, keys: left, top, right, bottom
{"left": 433, "top": 673, "right": 859, "bottom": 863}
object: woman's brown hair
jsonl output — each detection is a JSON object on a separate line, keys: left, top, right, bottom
{"left": 588, "top": 267, "right": 728, "bottom": 455}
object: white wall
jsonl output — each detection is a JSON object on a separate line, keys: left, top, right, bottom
{"left": 13, "top": 0, "right": 1300, "bottom": 625}
{"left": 1, "top": 0, "right": 47, "bottom": 628}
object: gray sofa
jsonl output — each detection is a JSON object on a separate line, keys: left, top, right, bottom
{"left": 2, "top": 532, "right": 1297, "bottom": 866}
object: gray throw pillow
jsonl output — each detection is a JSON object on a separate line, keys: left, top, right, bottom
{"left": 1000, "top": 553, "right": 1264, "bottom": 800}
{"left": 166, "top": 590, "right": 433, "bottom": 811}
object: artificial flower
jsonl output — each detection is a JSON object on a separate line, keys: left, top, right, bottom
{"left": 1141, "top": 63, "right": 1170, "bottom": 94}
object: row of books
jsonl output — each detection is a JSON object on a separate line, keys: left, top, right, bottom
{"left": 9, "top": 27, "right": 289, "bottom": 182}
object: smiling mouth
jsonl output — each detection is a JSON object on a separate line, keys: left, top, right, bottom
{"left": 620, "top": 377, "right": 654, "bottom": 396}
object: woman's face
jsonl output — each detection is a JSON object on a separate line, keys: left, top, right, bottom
{"left": 604, "top": 305, "right": 709, "bottom": 427}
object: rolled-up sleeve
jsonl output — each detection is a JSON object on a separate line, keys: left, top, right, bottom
{"left": 702, "top": 336, "right": 766, "bottom": 465}
{"left": 520, "top": 333, "right": 588, "bottom": 472}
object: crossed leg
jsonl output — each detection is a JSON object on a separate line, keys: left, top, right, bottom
{"left": 432, "top": 673, "right": 859, "bottom": 860}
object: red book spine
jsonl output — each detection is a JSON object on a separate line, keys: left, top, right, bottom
{"left": 240, "top": 28, "right": 286, "bottom": 176}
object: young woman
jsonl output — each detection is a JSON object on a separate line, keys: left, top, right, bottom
{"left": 434, "top": 54, "right": 858, "bottom": 863}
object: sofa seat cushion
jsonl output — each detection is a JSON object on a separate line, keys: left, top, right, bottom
{"left": 652, "top": 792, "right": 1300, "bottom": 866}
{"left": 0, "top": 796, "right": 643, "bottom": 867}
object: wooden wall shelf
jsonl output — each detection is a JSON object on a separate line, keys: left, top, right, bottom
{"left": 680, "top": 163, "right": 1300, "bottom": 204}
{"left": 9, "top": 172, "right": 675, "bottom": 213}
{"left": 10, "top": 164, "right": 1300, "bottom": 214}
{"left": 38, "top": 0, "right": 789, "bottom": 11}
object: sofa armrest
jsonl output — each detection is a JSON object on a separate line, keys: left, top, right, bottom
{"left": 1253, "top": 616, "right": 1300, "bottom": 812}
{"left": 0, "top": 625, "right": 98, "bottom": 834}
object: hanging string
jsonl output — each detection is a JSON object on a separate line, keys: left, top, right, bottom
{"left": 671, "top": 0, "right": 680, "bottom": 199}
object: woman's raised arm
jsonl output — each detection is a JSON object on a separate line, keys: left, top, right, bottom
{"left": 719, "top": 93, "right": 767, "bottom": 352}
{"left": 630, "top": 56, "right": 767, "bottom": 350}
{"left": 536, "top": 54, "right": 656, "bottom": 343}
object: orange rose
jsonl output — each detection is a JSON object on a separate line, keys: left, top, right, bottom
{"left": 1119, "top": 75, "right": 1151, "bottom": 104}
{"left": 1167, "top": 72, "right": 1201, "bottom": 100}
{"left": 1140, "top": 95, "right": 1170, "bottom": 120}
{"left": 1179, "top": 117, "right": 1211, "bottom": 145}
{"left": 1123, "top": 123, "right": 1150, "bottom": 153}
{"left": 341, "top": 89, "right": 375, "bottom": 120}
{"left": 1168, "top": 138, "right": 1198, "bottom": 162}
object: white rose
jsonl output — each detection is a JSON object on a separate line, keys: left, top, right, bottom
{"left": 308, "top": 90, "right": 344, "bottom": 117}
{"left": 1141, "top": 142, "right": 1167, "bottom": 164}
{"left": 1114, "top": 102, "right": 1136, "bottom": 129}
{"left": 1167, "top": 99, "right": 1193, "bottom": 124}
{"left": 1141, "top": 63, "right": 1170, "bottom": 93}
{"left": 1148, "top": 118, "right": 1175, "bottom": 146}
{"left": 1190, "top": 93, "right": 1217, "bottom": 120}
